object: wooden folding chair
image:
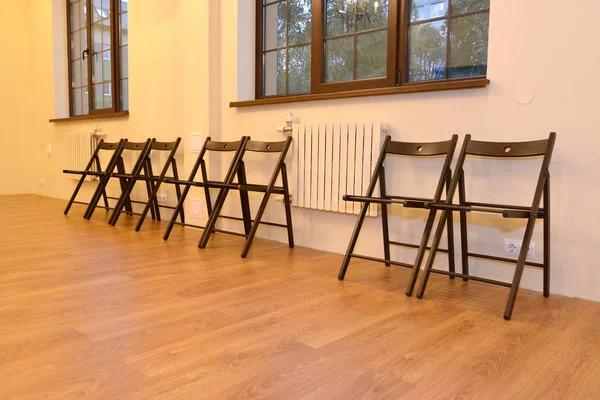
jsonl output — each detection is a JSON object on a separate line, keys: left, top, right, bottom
{"left": 198, "top": 137, "right": 294, "bottom": 258}
{"left": 338, "top": 135, "right": 459, "bottom": 285}
{"left": 63, "top": 139, "right": 126, "bottom": 216}
{"left": 408, "top": 132, "right": 556, "bottom": 320}
{"left": 84, "top": 140, "right": 153, "bottom": 221}
{"left": 162, "top": 136, "right": 250, "bottom": 240}
{"left": 109, "top": 138, "right": 183, "bottom": 229}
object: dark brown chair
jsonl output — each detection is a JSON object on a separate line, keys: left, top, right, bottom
{"left": 84, "top": 140, "right": 153, "bottom": 221}
{"left": 63, "top": 139, "right": 126, "bottom": 216}
{"left": 109, "top": 138, "right": 183, "bottom": 229}
{"left": 338, "top": 135, "right": 459, "bottom": 285}
{"left": 198, "top": 137, "right": 294, "bottom": 258}
{"left": 162, "top": 136, "right": 250, "bottom": 240}
{"left": 407, "top": 133, "right": 556, "bottom": 321}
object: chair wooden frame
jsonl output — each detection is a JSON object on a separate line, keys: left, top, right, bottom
{"left": 162, "top": 136, "right": 252, "bottom": 240}
{"left": 338, "top": 135, "right": 460, "bottom": 285}
{"left": 84, "top": 140, "right": 154, "bottom": 221}
{"left": 407, "top": 132, "right": 556, "bottom": 321}
{"left": 198, "top": 137, "right": 294, "bottom": 258}
{"left": 108, "top": 138, "right": 184, "bottom": 229}
{"left": 63, "top": 139, "right": 126, "bottom": 216}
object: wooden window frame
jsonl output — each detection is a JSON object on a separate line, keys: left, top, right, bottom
{"left": 66, "top": 0, "right": 125, "bottom": 117}
{"left": 254, "top": 0, "right": 490, "bottom": 102}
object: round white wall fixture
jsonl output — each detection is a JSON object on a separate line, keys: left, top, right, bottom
{"left": 516, "top": 86, "right": 535, "bottom": 105}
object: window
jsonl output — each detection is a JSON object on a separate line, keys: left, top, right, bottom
{"left": 256, "top": 0, "right": 490, "bottom": 99}
{"left": 67, "top": 0, "right": 129, "bottom": 117}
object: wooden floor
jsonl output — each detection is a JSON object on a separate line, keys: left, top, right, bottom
{"left": 1, "top": 195, "right": 599, "bottom": 399}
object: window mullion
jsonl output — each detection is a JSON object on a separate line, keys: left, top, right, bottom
{"left": 111, "top": 0, "right": 119, "bottom": 112}
{"left": 86, "top": 0, "right": 94, "bottom": 113}
{"left": 445, "top": 0, "right": 452, "bottom": 79}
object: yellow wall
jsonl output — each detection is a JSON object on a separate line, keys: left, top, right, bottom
{"left": 0, "top": 1, "right": 36, "bottom": 194}
{"left": 3, "top": 0, "right": 600, "bottom": 301}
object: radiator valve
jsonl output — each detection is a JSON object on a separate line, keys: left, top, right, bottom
{"left": 277, "top": 112, "right": 294, "bottom": 133}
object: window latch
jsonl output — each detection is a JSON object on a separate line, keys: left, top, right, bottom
{"left": 82, "top": 49, "right": 89, "bottom": 60}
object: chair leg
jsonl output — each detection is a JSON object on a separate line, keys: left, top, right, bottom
{"left": 415, "top": 211, "right": 450, "bottom": 299}
{"left": 543, "top": 174, "right": 550, "bottom": 297}
{"left": 445, "top": 169, "right": 456, "bottom": 279}
{"left": 379, "top": 167, "right": 391, "bottom": 267}
{"left": 163, "top": 184, "right": 191, "bottom": 240}
{"left": 504, "top": 236, "right": 534, "bottom": 321}
{"left": 237, "top": 162, "right": 252, "bottom": 236}
{"left": 101, "top": 188, "right": 110, "bottom": 211}
{"left": 64, "top": 175, "right": 88, "bottom": 215}
{"left": 458, "top": 170, "right": 469, "bottom": 281}
{"left": 338, "top": 202, "right": 371, "bottom": 280}
{"left": 143, "top": 162, "right": 157, "bottom": 222}
{"left": 145, "top": 160, "right": 161, "bottom": 222}
{"left": 171, "top": 160, "right": 185, "bottom": 224}
{"left": 135, "top": 179, "right": 163, "bottom": 232}
{"left": 240, "top": 193, "right": 272, "bottom": 258}
{"left": 281, "top": 164, "right": 294, "bottom": 249}
{"left": 405, "top": 208, "right": 438, "bottom": 296}
{"left": 198, "top": 189, "right": 231, "bottom": 248}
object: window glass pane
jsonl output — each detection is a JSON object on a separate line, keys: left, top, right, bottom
{"left": 120, "top": 13, "right": 128, "bottom": 45}
{"left": 410, "top": 0, "right": 448, "bottom": 22}
{"left": 120, "top": 47, "right": 128, "bottom": 79}
{"left": 324, "top": 36, "right": 353, "bottom": 83}
{"left": 408, "top": 20, "right": 447, "bottom": 82}
{"left": 264, "top": 2, "right": 287, "bottom": 50}
{"left": 93, "top": 0, "right": 110, "bottom": 22}
{"left": 288, "top": 45, "right": 311, "bottom": 94}
{"left": 70, "top": 1, "right": 80, "bottom": 30}
{"left": 449, "top": 13, "right": 489, "bottom": 78}
{"left": 326, "top": 0, "right": 355, "bottom": 37}
{"left": 71, "top": 33, "right": 81, "bottom": 58}
{"left": 288, "top": 0, "right": 312, "bottom": 46}
{"left": 93, "top": 51, "right": 103, "bottom": 84}
{"left": 356, "top": 30, "right": 387, "bottom": 80}
{"left": 120, "top": 0, "right": 128, "bottom": 12}
{"left": 93, "top": 83, "right": 104, "bottom": 109}
{"left": 102, "top": 51, "right": 112, "bottom": 81}
{"left": 72, "top": 88, "right": 83, "bottom": 116}
{"left": 72, "top": 60, "right": 82, "bottom": 88}
{"left": 263, "top": 50, "right": 287, "bottom": 96}
{"left": 83, "top": 88, "right": 89, "bottom": 114}
{"left": 121, "top": 79, "right": 129, "bottom": 110}
{"left": 103, "top": 82, "right": 113, "bottom": 108}
{"left": 452, "top": 0, "right": 489, "bottom": 14}
{"left": 356, "top": 0, "right": 388, "bottom": 32}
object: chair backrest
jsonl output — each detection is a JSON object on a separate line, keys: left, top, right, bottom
{"left": 374, "top": 135, "right": 459, "bottom": 202}
{"left": 385, "top": 137, "right": 458, "bottom": 157}
{"left": 239, "top": 137, "right": 293, "bottom": 187}
{"left": 465, "top": 135, "right": 554, "bottom": 158}
{"left": 151, "top": 139, "right": 181, "bottom": 152}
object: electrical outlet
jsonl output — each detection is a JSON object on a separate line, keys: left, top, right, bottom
{"left": 39, "top": 178, "right": 45, "bottom": 186}
{"left": 190, "top": 197, "right": 202, "bottom": 218}
{"left": 157, "top": 193, "right": 168, "bottom": 203}
{"left": 504, "top": 239, "right": 535, "bottom": 259}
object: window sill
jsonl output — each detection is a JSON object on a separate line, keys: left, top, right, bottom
{"left": 49, "top": 111, "right": 129, "bottom": 123}
{"left": 230, "top": 78, "right": 490, "bottom": 108}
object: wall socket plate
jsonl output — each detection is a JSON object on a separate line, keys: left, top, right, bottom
{"left": 504, "top": 238, "right": 535, "bottom": 259}
{"left": 190, "top": 197, "right": 203, "bottom": 218}
{"left": 157, "top": 193, "right": 168, "bottom": 203}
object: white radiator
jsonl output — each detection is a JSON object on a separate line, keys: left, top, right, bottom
{"left": 291, "top": 123, "right": 384, "bottom": 217}
{"left": 65, "top": 132, "right": 98, "bottom": 181}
